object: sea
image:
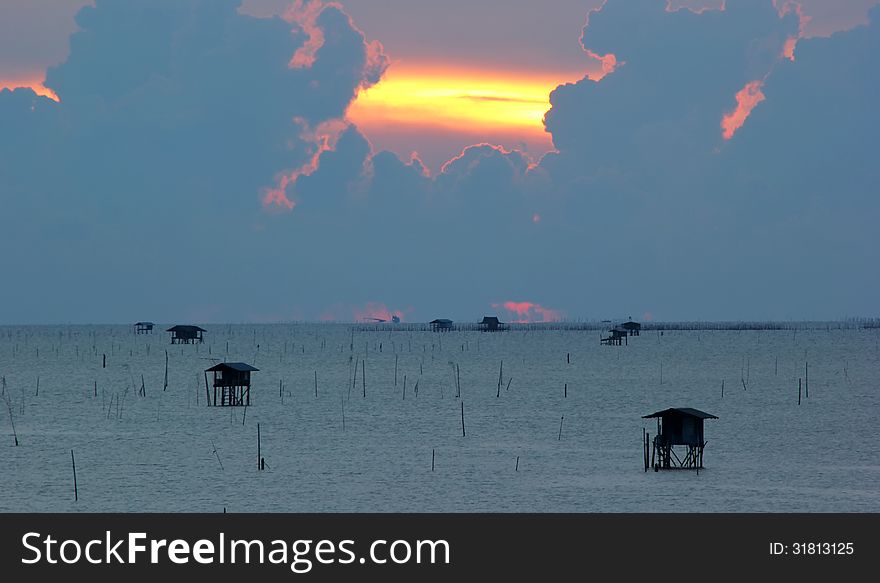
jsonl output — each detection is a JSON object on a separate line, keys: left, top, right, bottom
{"left": 0, "top": 323, "right": 877, "bottom": 512}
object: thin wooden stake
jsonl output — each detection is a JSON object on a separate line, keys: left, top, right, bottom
{"left": 558, "top": 416, "right": 564, "bottom": 441}
{"left": 4, "top": 397, "right": 18, "bottom": 446}
{"left": 257, "top": 423, "right": 262, "bottom": 470}
{"left": 71, "top": 449, "right": 78, "bottom": 501}
{"left": 798, "top": 378, "right": 802, "bottom": 405}
{"left": 211, "top": 440, "right": 224, "bottom": 470}
{"left": 805, "top": 362, "right": 809, "bottom": 398}
{"left": 432, "top": 449, "right": 435, "bottom": 472}
{"left": 460, "top": 402, "right": 466, "bottom": 437}
{"left": 515, "top": 456, "right": 520, "bottom": 471}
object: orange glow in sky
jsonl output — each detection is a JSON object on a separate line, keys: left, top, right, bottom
{"left": 721, "top": 80, "right": 766, "bottom": 140}
{"left": 348, "top": 65, "right": 569, "bottom": 139}
{"left": 0, "top": 79, "right": 59, "bottom": 102}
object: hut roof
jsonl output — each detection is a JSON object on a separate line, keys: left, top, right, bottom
{"left": 206, "top": 362, "right": 259, "bottom": 373}
{"left": 167, "top": 325, "right": 207, "bottom": 332}
{"left": 430, "top": 319, "right": 453, "bottom": 324}
{"left": 642, "top": 407, "right": 718, "bottom": 420}
{"left": 135, "top": 321, "right": 154, "bottom": 326}
{"left": 622, "top": 320, "right": 641, "bottom": 328}
{"left": 481, "top": 316, "right": 501, "bottom": 324}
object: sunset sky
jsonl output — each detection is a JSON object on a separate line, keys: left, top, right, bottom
{"left": 1, "top": 0, "right": 878, "bottom": 323}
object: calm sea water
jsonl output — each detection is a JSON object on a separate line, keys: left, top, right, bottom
{"left": 0, "top": 324, "right": 878, "bottom": 512}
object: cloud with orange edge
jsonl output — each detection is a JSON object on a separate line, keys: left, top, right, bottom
{"left": 491, "top": 301, "right": 565, "bottom": 323}
{"left": 721, "top": 79, "right": 766, "bottom": 140}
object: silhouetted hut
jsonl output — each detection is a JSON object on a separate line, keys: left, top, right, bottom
{"left": 167, "top": 325, "right": 206, "bottom": 344}
{"left": 601, "top": 327, "right": 628, "bottom": 346}
{"left": 642, "top": 408, "right": 717, "bottom": 471}
{"left": 622, "top": 320, "right": 641, "bottom": 336}
{"left": 205, "top": 362, "right": 258, "bottom": 406}
{"left": 479, "top": 316, "right": 507, "bottom": 332}
{"left": 430, "top": 318, "right": 453, "bottom": 332}
{"left": 134, "top": 322, "right": 154, "bottom": 334}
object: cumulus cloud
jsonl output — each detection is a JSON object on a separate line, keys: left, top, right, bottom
{"left": 1, "top": 0, "right": 877, "bottom": 323}
{"left": 0, "top": 0, "right": 388, "bottom": 322}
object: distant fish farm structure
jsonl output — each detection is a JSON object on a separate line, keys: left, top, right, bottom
{"left": 205, "top": 362, "right": 258, "bottom": 406}
{"left": 167, "top": 325, "right": 206, "bottom": 344}
{"left": 429, "top": 318, "right": 454, "bottom": 332}
{"left": 642, "top": 408, "right": 718, "bottom": 471}
{"left": 134, "top": 321, "right": 154, "bottom": 334}
{"left": 621, "top": 320, "right": 641, "bottom": 336}
{"left": 600, "top": 327, "right": 628, "bottom": 346}
{"left": 479, "top": 316, "right": 508, "bottom": 332}
{"left": 352, "top": 319, "right": 868, "bottom": 332}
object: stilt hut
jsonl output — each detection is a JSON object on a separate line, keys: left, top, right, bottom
{"left": 167, "top": 325, "right": 206, "bottom": 344}
{"left": 206, "top": 362, "right": 258, "bottom": 406}
{"left": 621, "top": 319, "right": 641, "bottom": 336}
{"left": 642, "top": 408, "right": 717, "bottom": 471}
{"left": 600, "top": 327, "right": 628, "bottom": 345}
{"left": 134, "top": 322, "right": 154, "bottom": 334}
{"left": 430, "top": 318, "right": 453, "bottom": 332}
{"left": 479, "top": 316, "right": 508, "bottom": 332}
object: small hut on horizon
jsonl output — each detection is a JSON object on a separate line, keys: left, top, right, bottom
{"left": 167, "top": 325, "right": 206, "bottom": 344}
{"left": 430, "top": 318, "right": 453, "bottom": 332}
{"left": 134, "top": 322, "right": 154, "bottom": 334}
{"left": 205, "top": 362, "right": 258, "bottom": 406}
{"left": 479, "top": 316, "right": 508, "bottom": 332}
{"left": 642, "top": 407, "right": 718, "bottom": 471}
{"left": 621, "top": 319, "right": 641, "bottom": 336}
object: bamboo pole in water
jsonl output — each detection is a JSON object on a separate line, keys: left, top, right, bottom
{"left": 71, "top": 450, "right": 78, "bottom": 502}
{"left": 805, "top": 362, "right": 809, "bottom": 398}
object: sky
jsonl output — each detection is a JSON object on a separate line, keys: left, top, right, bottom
{"left": 0, "top": 0, "right": 877, "bottom": 324}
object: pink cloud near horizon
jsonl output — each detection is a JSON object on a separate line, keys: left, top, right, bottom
{"left": 491, "top": 301, "right": 565, "bottom": 323}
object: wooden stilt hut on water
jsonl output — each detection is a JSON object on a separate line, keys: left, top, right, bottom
{"left": 167, "top": 325, "right": 206, "bottom": 344}
{"left": 205, "top": 362, "right": 258, "bottom": 406}
{"left": 642, "top": 408, "right": 717, "bottom": 471}
{"left": 621, "top": 319, "right": 641, "bottom": 336}
{"left": 134, "top": 322, "right": 154, "bottom": 334}
{"left": 430, "top": 319, "right": 454, "bottom": 332}
{"left": 600, "top": 327, "right": 628, "bottom": 345}
{"left": 479, "top": 316, "right": 508, "bottom": 332}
